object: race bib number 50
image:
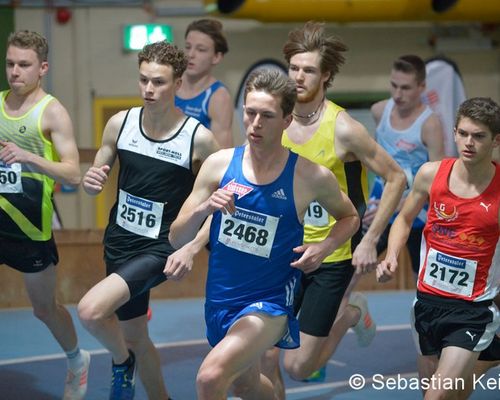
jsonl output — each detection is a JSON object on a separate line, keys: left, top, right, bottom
{"left": 0, "top": 162, "right": 22, "bottom": 193}
{"left": 117, "top": 189, "right": 164, "bottom": 239}
{"left": 423, "top": 248, "right": 477, "bottom": 298}
{"left": 218, "top": 207, "right": 279, "bottom": 258}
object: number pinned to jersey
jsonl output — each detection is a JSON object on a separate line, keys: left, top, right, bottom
{"left": 117, "top": 189, "right": 163, "bottom": 239}
{"left": 0, "top": 162, "right": 23, "bottom": 193}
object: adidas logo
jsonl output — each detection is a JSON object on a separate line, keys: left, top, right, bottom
{"left": 271, "top": 188, "right": 287, "bottom": 200}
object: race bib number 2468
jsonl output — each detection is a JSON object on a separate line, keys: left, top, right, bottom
{"left": 218, "top": 207, "right": 278, "bottom": 258}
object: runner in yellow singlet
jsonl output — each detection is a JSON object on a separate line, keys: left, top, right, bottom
{"left": 0, "top": 30, "right": 88, "bottom": 399}
{"left": 262, "top": 22, "right": 406, "bottom": 397}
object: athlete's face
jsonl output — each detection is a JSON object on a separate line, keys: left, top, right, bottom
{"left": 454, "top": 116, "right": 499, "bottom": 164}
{"left": 288, "top": 51, "right": 329, "bottom": 103}
{"left": 184, "top": 30, "right": 221, "bottom": 78}
{"left": 5, "top": 46, "right": 47, "bottom": 95}
{"left": 139, "top": 61, "right": 180, "bottom": 106}
{"left": 389, "top": 69, "right": 425, "bottom": 113}
{"left": 243, "top": 90, "right": 292, "bottom": 147}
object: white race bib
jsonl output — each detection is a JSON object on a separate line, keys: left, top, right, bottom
{"left": 423, "top": 247, "right": 477, "bottom": 298}
{"left": 303, "top": 200, "right": 329, "bottom": 227}
{"left": 117, "top": 189, "right": 164, "bottom": 239}
{"left": 218, "top": 207, "right": 279, "bottom": 258}
{"left": 0, "top": 162, "right": 22, "bottom": 193}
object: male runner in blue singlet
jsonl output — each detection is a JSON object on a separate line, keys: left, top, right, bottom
{"left": 169, "top": 69, "right": 360, "bottom": 399}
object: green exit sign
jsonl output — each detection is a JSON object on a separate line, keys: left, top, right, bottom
{"left": 123, "top": 24, "right": 173, "bottom": 51}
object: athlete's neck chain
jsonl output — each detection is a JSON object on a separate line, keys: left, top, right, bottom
{"left": 292, "top": 98, "right": 324, "bottom": 122}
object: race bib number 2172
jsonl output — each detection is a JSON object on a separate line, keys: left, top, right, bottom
{"left": 423, "top": 248, "right": 477, "bottom": 298}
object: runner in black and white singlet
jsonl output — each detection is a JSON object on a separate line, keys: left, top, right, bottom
{"left": 78, "top": 41, "right": 218, "bottom": 400}
{"left": 103, "top": 108, "right": 200, "bottom": 263}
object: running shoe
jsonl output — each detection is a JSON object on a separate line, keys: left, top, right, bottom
{"left": 63, "top": 349, "right": 90, "bottom": 400}
{"left": 109, "top": 352, "right": 136, "bottom": 400}
{"left": 349, "top": 292, "right": 376, "bottom": 347}
{"left": 302, "top": 365, "right": 326, "bottom": 382}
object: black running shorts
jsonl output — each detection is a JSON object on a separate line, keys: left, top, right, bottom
{"left": 294, "top": 260, "right": 354, "bottom": 337}
{"left": 0, "top": 235, "right": 58, "bottom": 273}
{"left": 106, "top": 253, "right": 167, "bottom": 321}
{"left": 412, "top": 292, "right": 500, "bottom": 358}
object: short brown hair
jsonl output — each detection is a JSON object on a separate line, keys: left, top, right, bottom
{"left": 283, "top": 21, "right": 348, "bottom": 89}
{"left": 185, "top": 19, "right": 228, "bottom": 55}
{"left": 244, "top": 69, "right": 297, "bottom": 117}
{"left": 393, "top": 55, "right": 426, "bottom": 84}
{"left": 7, "top": 30, "right": 48, "bottom": 62}
{"left": 138, "top": 41, "right": 187, "bottom": 79}
{"left": 455, "top": 97, "right": 500, "bottom": 137}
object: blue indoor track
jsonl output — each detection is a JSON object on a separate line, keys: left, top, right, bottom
{"left": 0, "top": 291, "right": 498, "bottom": 399}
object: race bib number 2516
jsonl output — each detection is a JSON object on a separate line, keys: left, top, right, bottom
{"left": 117, "top": 189, "right": 164, "bottom": 239}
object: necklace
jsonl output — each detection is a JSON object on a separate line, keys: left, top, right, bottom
{"left": 292, "top": 98, "right": 324, "bottom": 120}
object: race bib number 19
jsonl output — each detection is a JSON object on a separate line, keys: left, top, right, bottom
{"left": 0, "top": 162, "right": 22, "bottom": 193}
{"left": 218, "top": 207, "right": 278, "bottom": 258}
{"left": 304, "top": 201, "right": 329, "bottom": 227}
{"left": 423, "top": 248, "right": 477, "bottom": 298}
{"left": 117, "top": 189, "right": 163, "bottom": 239}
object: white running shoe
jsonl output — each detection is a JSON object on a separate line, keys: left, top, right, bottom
{"left": 349, "top": 292, "right": 376, "bottom": 347}
{"left": 63, "top": 349, "right": 90, "bottom": 400}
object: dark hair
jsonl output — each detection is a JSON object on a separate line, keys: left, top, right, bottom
{"left": 455, "top": 97, "right": 500, "bottom": 137}
{"left": 7, "top": 30, "right": 48, "bottom": 62}
{"left": 393, "top": 55, "right": 426, "bottom": 84}
{"left": 185, "top": 19, "right": 229, "bottom": 54}
{"left": 244, "top": 69, "right": 297, "bottom": 117}
{"left": 283, "top": 21, "right": 348, "bottom": 89}
{"left": 138, "top": 41, "right": 187, "bottom": 79}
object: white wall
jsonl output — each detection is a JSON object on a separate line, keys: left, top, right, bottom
{"left": 13, "top": 7, "right": 500, "bottom": 228}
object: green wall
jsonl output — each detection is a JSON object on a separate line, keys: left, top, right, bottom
{"left": 0, "top": 7, "right": 14, "bottom": 90}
